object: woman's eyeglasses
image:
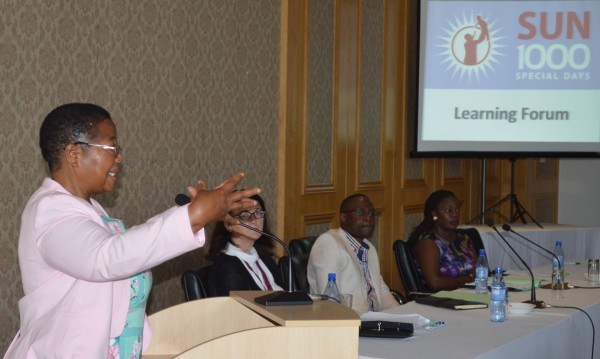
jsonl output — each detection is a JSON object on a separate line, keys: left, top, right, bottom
{"left": 235, "top": 209, "right": 267, "bottom": 222}
{"left": 74, "top": 141, "right": 122, "bottom": 158}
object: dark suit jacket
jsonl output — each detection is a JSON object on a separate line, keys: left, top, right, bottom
{"left": 207, "top": 253, "right": 284, "bottom": 297}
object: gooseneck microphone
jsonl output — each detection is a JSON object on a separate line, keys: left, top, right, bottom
{"left": 502, "top": 224, "right": 561, "bottom": 270}
{"left": 236, "top": 222, "right": 293, "bottom": 292}
{"left": 175, "top": 193, "right": 312, "bottom": 306}
{"left": 486, "top": 220, "right": 545, "bottom": 309}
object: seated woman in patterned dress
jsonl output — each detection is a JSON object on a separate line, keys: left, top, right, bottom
{"left": 407, "top": 190, "right": 477, "bottom": 291}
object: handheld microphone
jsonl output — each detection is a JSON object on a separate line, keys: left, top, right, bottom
{"left": 486, "top": 220, "right": 545, "bottom": 309}
{"left": 502, "top": 224, "right": 561, "bottom": 270}
{"left": 175, "top": 193, "right": 312, "bottom": 306}
{"left": 175, "top": 193, "right": 191, "bottom": 206}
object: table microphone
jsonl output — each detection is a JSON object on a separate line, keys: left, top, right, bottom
{"left": 175, "top": 193, "right": 312, "bottom": 306}
{"left": 502, "top": 224, "right": 561, "bottom": 270}
{"left": 486, "top": 220, "right": 545, "bottom": 309}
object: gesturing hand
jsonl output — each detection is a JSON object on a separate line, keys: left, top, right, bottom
{"left": 186, "top": 173, "right": 261, "bottom": 233}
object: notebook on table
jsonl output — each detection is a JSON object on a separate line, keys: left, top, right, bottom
{"left": 415, "top": 291, "right": 488, "bottom": 310}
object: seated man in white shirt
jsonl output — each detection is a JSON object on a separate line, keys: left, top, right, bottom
{"left": 307, "top": 193, "right": 400, "bottom": 315}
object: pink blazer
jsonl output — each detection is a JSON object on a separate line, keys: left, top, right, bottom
{"left": 4, "top": 178, "right": 205, "bottom": 358}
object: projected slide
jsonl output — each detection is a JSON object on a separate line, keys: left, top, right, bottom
{"left": 416, "top": 0, "right": 600, "bottom": 156}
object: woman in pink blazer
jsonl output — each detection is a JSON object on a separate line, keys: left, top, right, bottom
{"left": 4, "top": 103, "right": 260, "bottom": 359}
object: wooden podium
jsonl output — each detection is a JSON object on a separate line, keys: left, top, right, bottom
{"left": 142, "top": 291, "right": 360, "bottom": 358}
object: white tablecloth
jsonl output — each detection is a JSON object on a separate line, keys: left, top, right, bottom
{"left": 360, "top": 263, "right": 600, "bottom": 359}
{"left": 470, "top": 224, "right": 600, "bottom": 271}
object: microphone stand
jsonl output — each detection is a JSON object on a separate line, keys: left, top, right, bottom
{"left": 487, "top": 222, "right": 546, "bottom": 309}
{"left": 236, "top": 223, "right": 313, "bottom": 306}
{"left": 502, "top": 224, "right": 561, "bottom": 272}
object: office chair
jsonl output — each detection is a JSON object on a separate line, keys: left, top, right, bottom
{"left": 279, "top": 236, "right": 318, "bottom": 292}
{"left": 181, "top": 265, "right": 212, "bottom": 301}
{"left": 392, "top": 239, "right": 426, "bottom": 301}
{"left": 289, "top": 236, "right": 318, "bottom": 256}
{"left": 279, "top": 254, "right": 312, "bottom": 292}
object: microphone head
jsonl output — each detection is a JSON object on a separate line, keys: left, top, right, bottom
{"left": 502, "top": 223, "right": 511, "bottom": 232}
{"left": 175, "top": 193, "right": 191, "bottom": 206}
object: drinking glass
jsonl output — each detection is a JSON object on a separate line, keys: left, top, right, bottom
{"left": 588, "top": 259, "right": 599, "bottom": 284}
{"left": 551, "top": 267, "right": 565, "bottom": 299}
{"left": 339, "top": 293, "right": 353, "bottom": 308}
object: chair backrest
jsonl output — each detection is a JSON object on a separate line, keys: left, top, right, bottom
{"left": 279, "top": 254, "right": 311, "bottom": 292}
{"left": 181, "top": 265, "right": 212, "bottom": 301}
{"left": 280, "top": 236, "right": 318, "bottom": 292}
{"left": 392, "top": 239, "right": 424, "bottom": 296}
{"left": 289, "top": 236, "right": 318, "bottom": 256}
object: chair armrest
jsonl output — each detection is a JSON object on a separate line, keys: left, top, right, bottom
{"left": 389, "top": 289, "right": 405, "bottom": 305}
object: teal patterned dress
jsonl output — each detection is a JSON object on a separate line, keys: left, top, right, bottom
{"left": 102, "top": 215, "right": 153, "bottom": 359}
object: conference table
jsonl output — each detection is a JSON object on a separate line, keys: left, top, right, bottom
{"left": 359, "top": 263, "right": 600, "bottom": 359}
{"left": 467, "top": 224, "right": 600, "bottom": 271}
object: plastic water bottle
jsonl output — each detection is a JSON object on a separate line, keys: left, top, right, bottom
{"left": 475, "top": 249, "right": 489, "bottom": 295}
{"left": 489, "top": 267, "right": 507, "bottom": 322}
{"left": 552, "top": 241, "right": 565, "bottom": 298}
{"left": 323, "top": 273, "right": 340, "bottom": 302}
{"left": 552, "top": 240, "right": 565, "bottom": 274}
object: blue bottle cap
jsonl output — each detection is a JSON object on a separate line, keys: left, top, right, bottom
{"left": 479, "top": 249, "right": 486, "bottom": 255}
{"left": 556, "top": 240, "right": 562, "bottom": 246}
{"left": 495, "top": 267, "right": 503, "bottom": 274}
{"left": 328, "top": 273, "right": 336, "bottom": 281}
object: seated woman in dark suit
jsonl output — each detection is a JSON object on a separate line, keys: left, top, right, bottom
{"left": 407, "top": 190, "right": 477, "bottom": 291}
{"left": 206, "top": 194, "right": 284, "bottom": 296}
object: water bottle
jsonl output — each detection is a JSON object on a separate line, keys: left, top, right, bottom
{"left": 552, "top": 240, "right": 565, "bottom": 271}
{"left": 475, "top": 249, "right": 489, "bottom": 295}
{"left": 551, "top": 241, "right": 565, "bottom": 298}
{"left": 489, "top": 267, "right": 507, "bottom": 322}
{"left": 323, "top": 273, "right": 340, "bottom": 302}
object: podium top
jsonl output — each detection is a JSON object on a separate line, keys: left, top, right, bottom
{"left": 231, "top": 291, "right": 361, "bottom": 327}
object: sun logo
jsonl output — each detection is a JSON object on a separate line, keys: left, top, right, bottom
{"left": 437, "top": 13, "right": 506, "bottom": 81}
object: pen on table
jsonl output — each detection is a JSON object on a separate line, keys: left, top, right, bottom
{"left": 565, "top": 261, "right": 581, "bottom": 265}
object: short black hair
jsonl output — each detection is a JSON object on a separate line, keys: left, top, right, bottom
{"left": 39, "top": 103, "right": 112, "bottom": 171}
{"left": 340, "top": 193, "right": 369, "bottom": 213}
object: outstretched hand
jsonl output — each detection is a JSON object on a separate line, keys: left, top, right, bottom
{"left": 186, "top": 173, "right": 260, "bottom": 233}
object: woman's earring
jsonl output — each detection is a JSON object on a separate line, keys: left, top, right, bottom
{"left": 433, "top": 216, "right": 438, "bottom": 221}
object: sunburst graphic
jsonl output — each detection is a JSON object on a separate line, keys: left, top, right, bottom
{"left": 436, "top": 12, "right": 506, "bottom": 81}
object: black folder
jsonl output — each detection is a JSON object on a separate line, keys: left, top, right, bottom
{"left": 415, "top": 295, "right": 488, "bottom": 310}
{"left": 359, "top": 321, "right": 414, "bottom": 338}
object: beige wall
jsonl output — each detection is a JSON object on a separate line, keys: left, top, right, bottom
{"left": 0, "top": 1, "right": 280, "bottom": 352}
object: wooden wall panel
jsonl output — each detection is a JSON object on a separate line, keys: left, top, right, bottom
{"left": 278, "top": 0, "right": 558, "bottom": 298}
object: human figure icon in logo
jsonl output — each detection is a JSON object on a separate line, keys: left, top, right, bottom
{"left": 463, "top": 15, "right": 490, "bottom": 65}
{"left": 476, "top": 15, "right": 490, "bottom": 42}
